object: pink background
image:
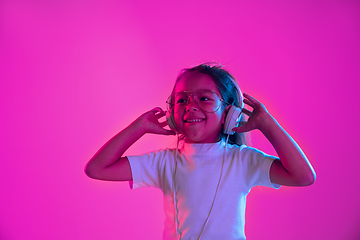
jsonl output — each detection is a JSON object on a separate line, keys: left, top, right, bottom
{"left": 1, "top": 0, "right": 359, "bottom": 239}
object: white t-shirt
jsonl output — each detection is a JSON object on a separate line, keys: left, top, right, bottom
{"left": 128, "top": 141, "right": 280, "bottom": 240}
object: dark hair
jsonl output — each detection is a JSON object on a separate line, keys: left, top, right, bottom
{"left": 173, "top": 62, "right": 249, "bottom": 146}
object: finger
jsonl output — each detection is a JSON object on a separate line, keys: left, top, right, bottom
{"left": 244, "top": 93, "right": 264, "bottom": 108}
{"left": 151, "top": 107, "right": 164, "bottom": 114}
{"left": 151, "top": 107, "right": 166, "bottom": 118}
{"left": 155, "top": 111, "right": 166, "bottom": 119}
{"left": 232, "top": 120, "right": 254, "bottom": 133}
{"left": 242, "top": 98, "right": 255, "bottom": 109}
{"left": 151, "top": 107, "right": 160, "bottom": 113}
{"left": 159, "top": 129, "right": 176, "bottom": 135}
{"left": 243, "top": 93, "right": 259, "bottom": 102}
{"left": 241, "top": 108, "right": 252, "bottom": 116}
{"left": 232, "top": 125, "right": 252, "bottom": 133}
{"left": 159, "top": 121, "right": 168, "bottom": 127}
{"left": 244, "top": 93, "right": 262, "bottom": 104}
{"left": 238, "top": 121, "right": 247, "bottom": 127}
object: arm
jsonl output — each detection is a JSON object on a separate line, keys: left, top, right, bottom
{"left": 232, "top": 93, "right": 316, "bottom": 186}
{"left": 85, "top": 107, "right": 175, "bottom": 181}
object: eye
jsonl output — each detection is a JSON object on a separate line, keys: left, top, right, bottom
{"left": 176, "top": 98, "right": 187, "bottom": 104}
{"left": 198, "top": 92, "right": 215, "bottom": 103}
{"left": 199, "top": 96, "right": 210, "bottom": 101}
{"left": 175, "top": 94, "right": 188, "bottom": 105}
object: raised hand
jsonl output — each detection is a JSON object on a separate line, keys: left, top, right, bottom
{"left": 232, "top": 93, "right": 272, "bottom": 133}
{"left": 85, "top": 107, "right": 175, "bottom": 181}
{"left": 233, "top": 93, "right": 316, "bottom": 186}
{"left": 135, "top": 107, "right": 176, "bottom": 135}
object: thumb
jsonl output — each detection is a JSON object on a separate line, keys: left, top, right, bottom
{"left": 232, "top": 122, "right": 252, "bottom": 133}
{"left": 159, "top": 129, "right": 177, "bottom": 135}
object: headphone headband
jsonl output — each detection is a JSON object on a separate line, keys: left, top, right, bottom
{"left": 228, "top": 77, "right": 243, "bottom": 109}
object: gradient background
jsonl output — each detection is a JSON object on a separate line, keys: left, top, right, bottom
{"left": 1, "top": 0, "right": 359, "bottom": 239}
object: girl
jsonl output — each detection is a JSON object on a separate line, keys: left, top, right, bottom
{"left": 85, "top": 63, "right": 316, "bottom": 240}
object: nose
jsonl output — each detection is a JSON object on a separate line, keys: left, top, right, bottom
{"left": 185, "top": 95, "right": 199, "bottom": 112}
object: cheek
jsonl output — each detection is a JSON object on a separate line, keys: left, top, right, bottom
{"left": 220, "top": 112, "right": 226, "bottom": 124}
{"left": 207, "top": 112, "right": 225, "bottom": 131}
{"left": 219, "top": 107, "right": 227, "bottom": 124}
{"left": 173, "top": 112, "right": 183, "bottom": 128}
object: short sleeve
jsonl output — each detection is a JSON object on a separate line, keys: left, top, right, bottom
{"left": 239, "top": 146, "right": 281, "bottom": 190}
{"left": 127, "top": 149, "right": 174, "bottom": 190}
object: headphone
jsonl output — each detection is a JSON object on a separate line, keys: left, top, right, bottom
{"left": 166, "top": 80, "right": 244, "bottom": 136}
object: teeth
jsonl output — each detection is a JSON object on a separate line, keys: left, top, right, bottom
{"left": 186, "top": 119, "right": 204, "bottom": 123}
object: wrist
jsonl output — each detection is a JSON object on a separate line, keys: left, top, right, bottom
{"left": 258, "top": 113, "right": 278, "bottom": 134}
{"left": 129, "top": 117, "right": 148, "bottom": 136}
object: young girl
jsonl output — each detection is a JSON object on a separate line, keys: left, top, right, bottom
{"left": 85, "top": 63, "right": 316, "bottom": 240}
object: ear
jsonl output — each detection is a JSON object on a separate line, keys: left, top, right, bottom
{"left": 221, "top": 105, "right": 231, "bottom": 124}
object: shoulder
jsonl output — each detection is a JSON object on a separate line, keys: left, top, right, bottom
{"left": 127, "top": 147, "right": 177, "bottom": 164}
{"left": 237, "top": 145, "right": 270, "bottom": 157}
{"left": 226, "top": 144, "right": 259, "bottom": 156}
{"left": 228, "top": 144, "right": 277, "bottom": 164}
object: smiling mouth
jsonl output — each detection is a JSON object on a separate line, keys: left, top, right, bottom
{"left": 184, "top": 119, "right": 205, "bottom": 123}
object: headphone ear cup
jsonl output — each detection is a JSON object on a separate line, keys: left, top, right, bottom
{"left": 223, "top": 106, "right": 242, "bottom": 135}
{"left": 166, "top": 111, "right": 178, "bottom": 133}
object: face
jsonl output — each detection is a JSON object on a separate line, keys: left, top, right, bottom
{"left": 172, "top": 71, "right": 227, "bottom": 143}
